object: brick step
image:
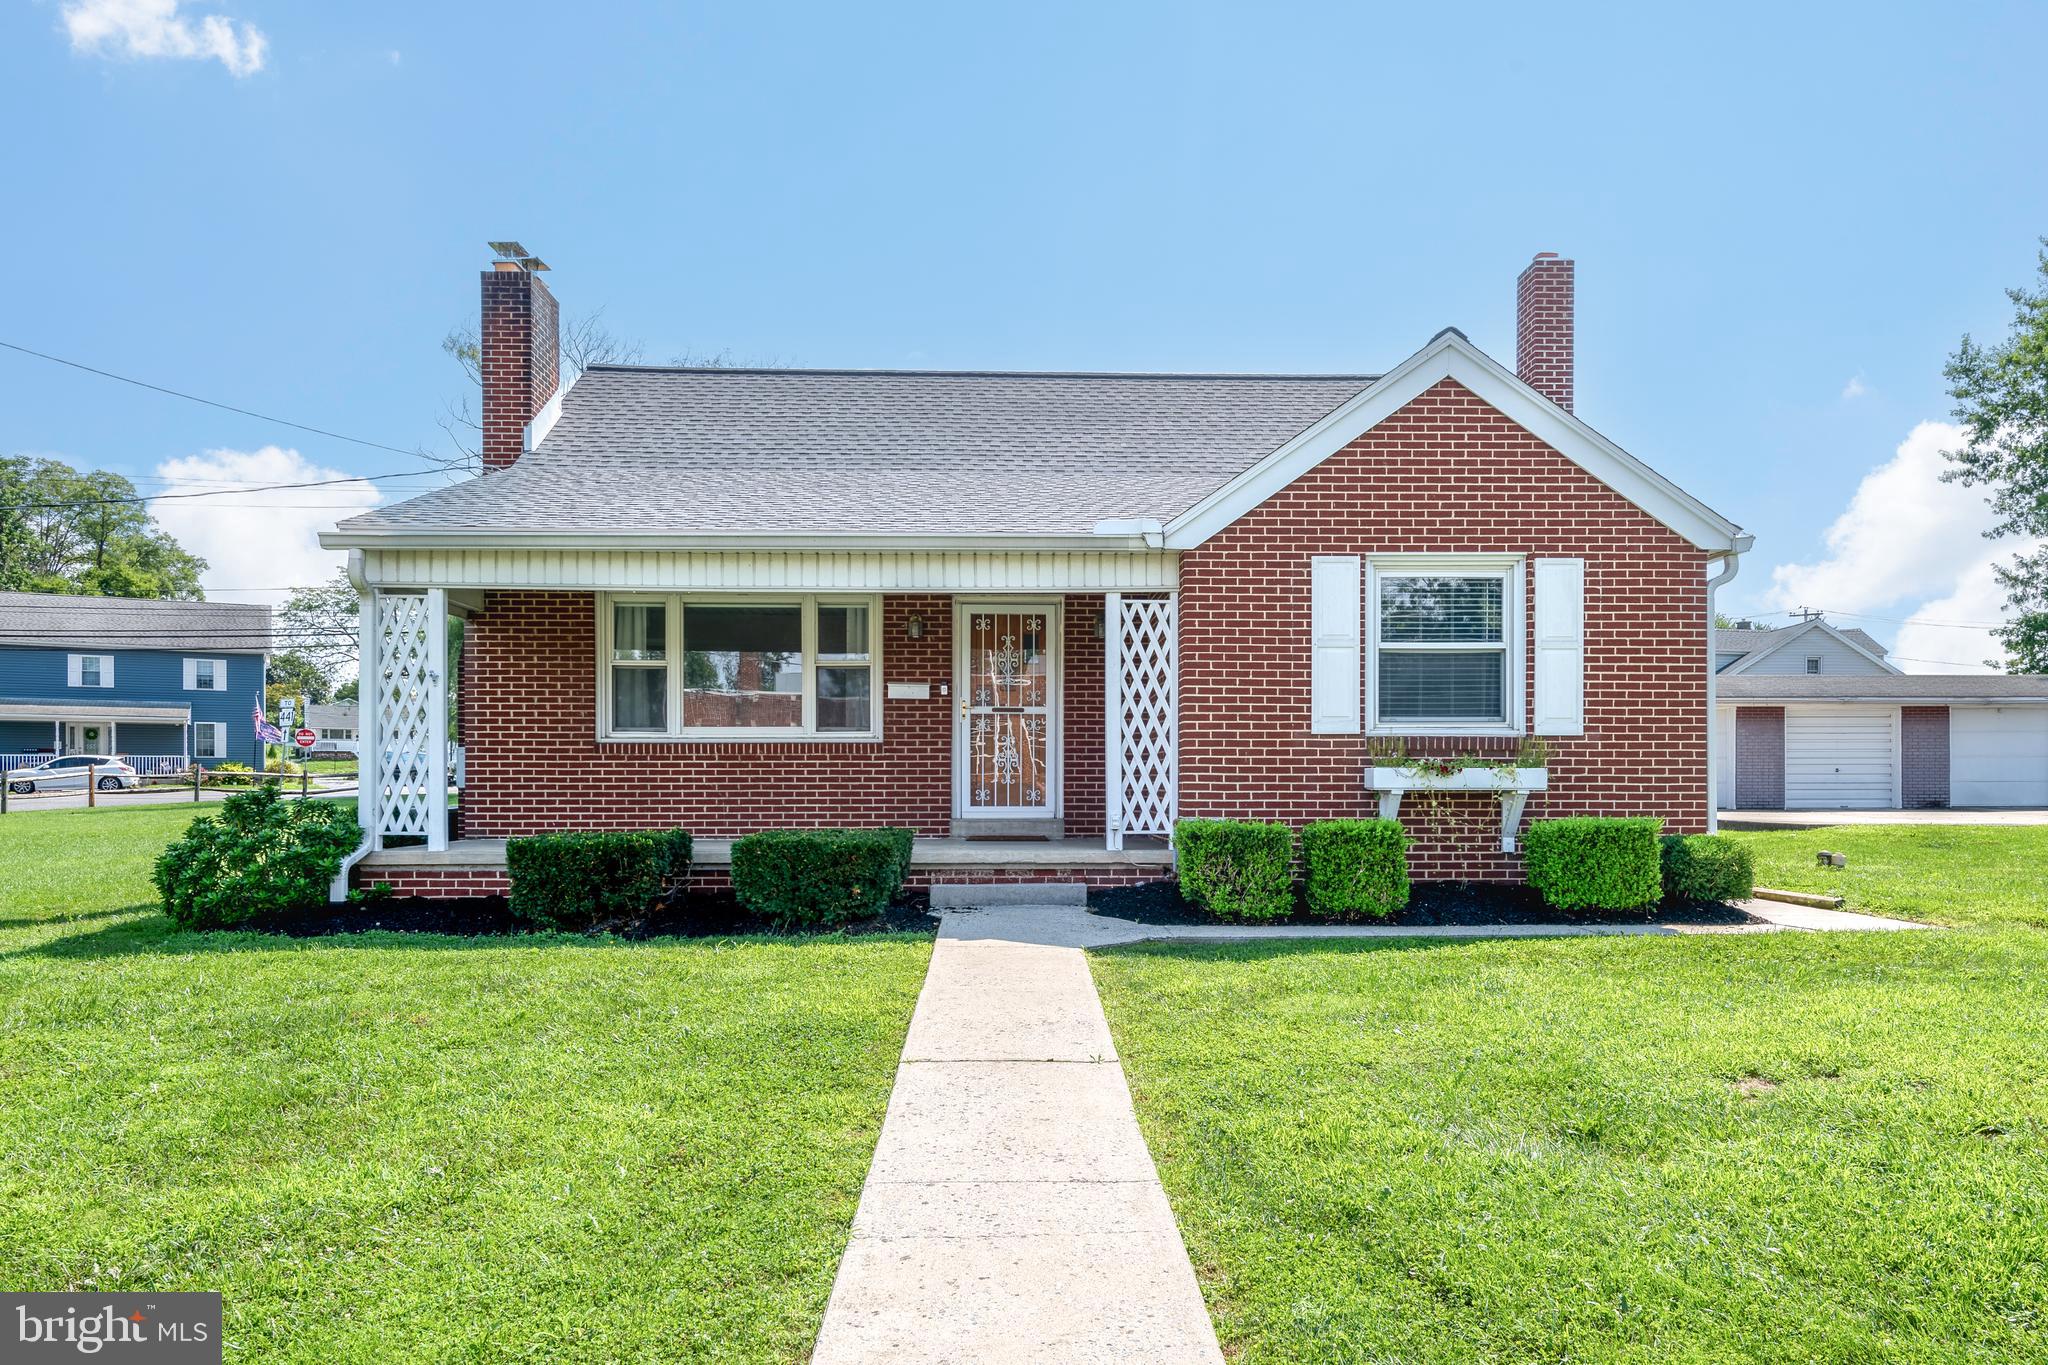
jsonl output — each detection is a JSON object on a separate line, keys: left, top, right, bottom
{"left": 929, "top": 883, "right": 1088, "bottom": 909}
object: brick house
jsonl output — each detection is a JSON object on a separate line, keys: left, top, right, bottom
{"left": 322, "top": 248, "right": 1751, "bottom": 896}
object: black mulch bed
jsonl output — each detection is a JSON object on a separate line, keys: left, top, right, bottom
{"left": 1088, "top": 879, "right": 1761, "bottom": 928}
{"left": 249, "top": 888, "right": 938, "bottom": 939}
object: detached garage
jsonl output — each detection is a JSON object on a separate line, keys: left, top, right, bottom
{"left": 1717, "top": 675, "right": 2048, "bottom": 811}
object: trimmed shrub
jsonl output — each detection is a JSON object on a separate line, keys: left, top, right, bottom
{"left": 873, "top": 826, "right": 916, "bottom": 889}
{"left": 1174, "top": 818, "right": 1295, "bottom": 922}
{"left": 1521, "top": 817, "right": 1664, "bottom": 911}
{"left": 1301, "top": 819, "right": 1411, "bottom": 919}
{"left": 730, "top": 829, "right": 904, "bottom": 929}
{"left": 153, "top": 786, "right": 361, "bottom": 929}
{"left": 1660, "top": 833, "right": 1755, "bottom": 904}
{"left": 506, "top": 829, "right": 693, "bottom": 931}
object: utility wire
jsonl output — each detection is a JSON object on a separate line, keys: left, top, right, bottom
{"left": 1, "top": 473, "right": 444, "bottom": 511}
{"left": 0, "top": 339, "right": 437, "bottom": 461}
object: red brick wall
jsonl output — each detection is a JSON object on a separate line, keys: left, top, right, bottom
{"left": 1734, "top": 707, "right": 1786, "bottom": 810}
{"left": 1901, "top": 705, "right": 1950, "bottom": 809}
{"left": 459, "top": 592, "right": 1106, "bottom": 837}
{"left": 1178, "top": 377, "right": 1710, "bottom": 881}
{"left": 359, "top": 867, "right": 511, "bottom": 898}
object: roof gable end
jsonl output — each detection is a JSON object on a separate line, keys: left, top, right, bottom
{"left": 1160, "top": 330, "right": 1746, "bottom": 553}
{"left": 1721, "top": 617, "right": 1903, "bottom": 675}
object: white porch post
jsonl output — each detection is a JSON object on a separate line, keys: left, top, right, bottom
{"left": 1104, "top": 591, "right": 1124, "bottom": 851}
{"left": 357, "top": 586, "right": 380, "bottom": 849}
{"left": 424, "top": 588, "right": 449, "bottom": 852}
{"left": 365, "top": 587, "right": 449, "bottom": 851}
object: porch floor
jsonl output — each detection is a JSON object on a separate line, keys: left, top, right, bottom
{"left": 360, "top": 834, "right": 1174, "bottom": 873}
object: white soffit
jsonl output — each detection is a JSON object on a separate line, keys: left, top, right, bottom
{"left": 1162, "top": 330, "right": 1746, "bottom": 554}
{"left": 358, "top": 547, "right": 1180, "bottom": 593}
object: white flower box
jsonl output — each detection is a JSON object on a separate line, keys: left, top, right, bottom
{"left": 1366, "top": 765, "right": 1548, "bottom": 794}
{"left": 1364, "top": 765, "right": 1549, "bottom": 852}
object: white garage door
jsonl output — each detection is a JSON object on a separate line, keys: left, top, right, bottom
{"left": 1785, "top": 705, "right": 1896, "bottom": 809}
{"left": 1951, "top": 707, "right": 2048, "bottom": 807}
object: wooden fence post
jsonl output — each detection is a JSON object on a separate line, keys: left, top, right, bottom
{"left": 87, "top": 763, "right": 96, "bottom": 808}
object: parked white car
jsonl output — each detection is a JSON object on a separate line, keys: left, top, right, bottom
{"left": 5, "top": 755, "right": 143, "bottom": 794}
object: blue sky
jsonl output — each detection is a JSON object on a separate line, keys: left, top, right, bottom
{"left": 3, "top": 0, "right": 2044, "bottom": 670}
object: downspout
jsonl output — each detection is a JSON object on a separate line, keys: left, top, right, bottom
{"left": 1704, "top": 535, "right": 1754, "bottom": 832}
{"left": 330, "top": 550, "right": 375, "bottom": 902}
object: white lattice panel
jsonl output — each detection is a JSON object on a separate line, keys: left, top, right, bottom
{"left": 1114, "top": 596, "right": 1177, "bottom": 840}
{"left": 372, "top": 591, "right": 446, "bottom": 842}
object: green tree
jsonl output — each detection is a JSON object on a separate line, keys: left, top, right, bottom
{"left": 278, "top": 570, "right": 361, "bottom": 674}
{"left": 266, "top": 650, "right": 333, "bottom": 709}
{"left": 0, "top": 454, "right": 207, "bottom": 598}
{"left": 1943, "top": 240, "right": 2048, "bottom": 672}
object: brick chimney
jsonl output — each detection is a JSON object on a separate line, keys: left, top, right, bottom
{"left": 479, "top": 245, "right": 559, "bottom": 471}
{"left": 1514, "top": 251, "right": 1574, "bottom": 413}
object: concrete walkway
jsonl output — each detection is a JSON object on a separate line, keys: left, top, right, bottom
{"left": 811, "top": 930, "right": 1225, "bottom": 1364}
{"left": 931, "top": 899, "right": 1925, "bottom": 949}
{"left": 813, "top": 894, "right": 1925, "bottom": 1360}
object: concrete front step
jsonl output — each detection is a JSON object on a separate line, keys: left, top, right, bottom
{"left": 928, "top": 882, "right": 1087, "bottom": 908}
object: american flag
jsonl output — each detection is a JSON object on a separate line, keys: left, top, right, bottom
{"left": 253, "top": 696, "right": 285, "bottom": 745}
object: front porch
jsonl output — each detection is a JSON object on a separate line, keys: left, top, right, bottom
{"left": 348, "top": 552, "right": 1182, "bottom": 872}
{"left": 358, "top": 834, "right": 1175, "bottom": 897}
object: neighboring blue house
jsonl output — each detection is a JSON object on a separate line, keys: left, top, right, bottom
{"left": 0, "top": 591, "right": 271, "bottom": 773}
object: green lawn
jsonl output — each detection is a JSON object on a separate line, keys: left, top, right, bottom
{"left": 0, "top": 804, "right": 929, "bottom": 1363}
{"left": 1727, "top": 824, "right": 2048, "bottom": 929}
{"left": 1093, "top": 825, "right": 2048, "bottom": 1363}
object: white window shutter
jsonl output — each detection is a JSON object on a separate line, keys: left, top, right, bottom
{"left": 210, "top": 659, "right": 226, "bottom": 690}
{"left": 1533, "top": 557, "right": 1585, "bottom": 736}
{"left": 1310, "top": 555, "right": 1362, "bottom": 734}
{"left": 100, "top": 655, "right": 114, "bottom": 687}
{"left": 67, "top": 655, "right": 82, "bottom": 687}
{"left": 183, "top": 659, "right": 198, "bottom": 690}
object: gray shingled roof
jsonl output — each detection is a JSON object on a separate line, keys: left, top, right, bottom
{"left": 1717, "top": 625, "right": 1887, "bottom": 657}
{"left": 337, "top": 366, "right": 1379, "bottom": 537}
{"left": 304, "top": 702, "right": 357, "bottom": 729}
{"left": 1720, "top": 674, "right": 2048, "bottom": 701}
{"left": 0, "top": 591, "right": 273, "bottom": 653}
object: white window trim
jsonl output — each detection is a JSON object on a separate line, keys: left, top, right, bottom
{"left": 1364, "top": 554, "right": 1525, "bottom": 737}
{"left": 595, "top": 593, "right": 884, "bottom": 743}
{"left": 69, "top": 653, "right": 115, "bottom": 688}
{"left": 192, "top": 721, "right": 225, "bottom": 760}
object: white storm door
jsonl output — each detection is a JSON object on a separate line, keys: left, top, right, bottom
{"left": 955, "top": 602, "right": 1061, "bottom": 817}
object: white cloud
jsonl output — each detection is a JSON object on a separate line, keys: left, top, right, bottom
{"left": 1893, "top": 554, "right": 2024, "bottom": 674}
{"left": 1765, "top": 421, "right": 2000, "bottom": 614}
{"left": 63, "top": 0, "right": 268, "bottom": 77}
{"left": 148, "top": 446, "right": 380, "bottom": 608}
{"left": 1840, "top": 375, "right": 1868, "bottom": 400}
{"left": 1760, "top": 419, "right": 2036, "bottom": 674}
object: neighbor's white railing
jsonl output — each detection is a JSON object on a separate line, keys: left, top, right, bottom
{"left": 2, "top": 752, "right": 188, "bottom": 777}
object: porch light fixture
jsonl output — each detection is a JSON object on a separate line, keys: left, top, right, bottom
{"left": 905, "top": 614, "right": 926, "bottom": 640}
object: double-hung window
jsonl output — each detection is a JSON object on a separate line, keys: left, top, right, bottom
{"left": 600, "top": 594, "right": 880, "bottom": 740}
{"left": 69, "top": 654, "right": 114, "bottom": 688}
{"left": 193, "top": 722, "right": 224, "bottom": 759}
{"left": 1367, "top": 557, "right": 1523, "bottom": 734}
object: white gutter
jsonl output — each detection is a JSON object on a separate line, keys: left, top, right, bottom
{"left": 1704, "top": 534, "right": 1754, "bottom": 832}
{"left": 329, "top": 550, "right": 375, "bottom": 903}
{"left": 317, "top": 528, "right": 1165, "bottom": 553}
